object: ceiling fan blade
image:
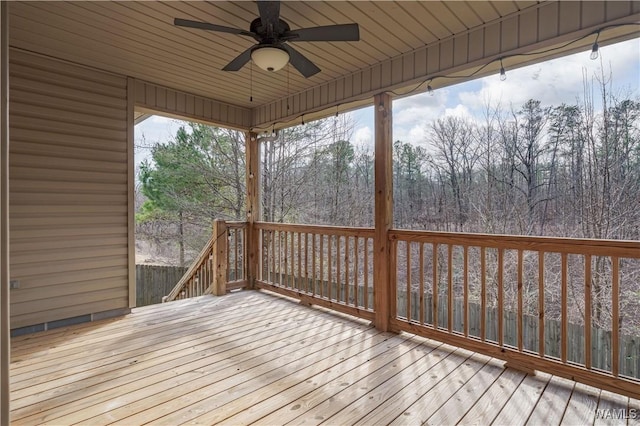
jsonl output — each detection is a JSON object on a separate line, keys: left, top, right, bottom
{"left": 286, "top": 24, "right": 360, "bottom": 42}
{"left": 174, "top": 18, "right": 255, "bottom": 37}
{"left": 222, "top": 47, "right": 254, "bottom": 72}
{"left": 283, "top": 45, "right": 321, "bottom": 78}
{"left": 257, "top": 1, "right": 281, "bottom": 31}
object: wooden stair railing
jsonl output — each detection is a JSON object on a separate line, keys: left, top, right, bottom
{"left": 163, "top": 219, "right": 243, "bottom": 302}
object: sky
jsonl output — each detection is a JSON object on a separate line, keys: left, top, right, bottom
{"left": 135, "top": 37, "right": 640, "bottom": 162}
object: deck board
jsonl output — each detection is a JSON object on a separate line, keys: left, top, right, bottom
{"left": 9, "top": 290, "right": 637, "bottom": 425}
{"left": 526, "top": 375, "right": 574, "bottom": 425}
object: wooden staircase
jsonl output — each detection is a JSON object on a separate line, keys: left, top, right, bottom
{"left": 163, "top": 220, "right": 248, "bottom": 302}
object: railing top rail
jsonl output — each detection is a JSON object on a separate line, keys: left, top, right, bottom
{"left": 164, "top": 234, "right": 214, "bottom": 302}
{"left": 256, "top": 221, "right": 375, "bottom": 238}
{"left": 226, "top": 221, "right": 249, "bottom": 229}
{"left": 390, "top": 228, "right": 640, "bottom": 258}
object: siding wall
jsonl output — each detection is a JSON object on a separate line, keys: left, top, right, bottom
{"left": 134, "top": 80, "right": 251, "bottom": 131}
{"left": 9, "top": 50, "right": 130, "bottom": 329}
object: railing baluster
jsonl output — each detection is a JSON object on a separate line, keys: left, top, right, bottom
{"left": 539, "top": 250, "right": 545, "bottom": 357}
{"left": 243, "top": 227, "right": 248, "bottom": 281}
{"left": 290, "top": 231, "right": 295, "bottom": 289}
{"left": 298, "top": 232, "right": 302, "bottom": 291}
{"left": 498, "top": 248, "right": 504, "bottom": 347}
{"left": 561, "top": 252, "right": 568, "bottom": 363}
{"left": 517, "top": 249, "right": 523, "bottom": 352}
{"left": 585, "top": 254, "right": 592, "bottom": 370}
{"left": 288, "top": 231, "right": 293, "bottom": 288}
{"left": 228, "top": 229, "right": 233, "bottom": 281}
{"left": 612, "top": 256, "right": 619, "bottom": 377}
{"left": 305, "top": 233, "right": 310, "bottom": 293}
{"left": 345, "top": 236, "right": 350, "bottom": 305}
{"left": 235, "top": 228, "right": 240, "bottom": 281}
{"left": 320, "top": 235, "right": 324, "bottom": 298}
{"left": 337, "top": 236, "right": 342, "bottom": 303}
{"left": 258, "top": 230, "right": 263, "bottom": 281}
{"left": 480, "top": 246, "right": 486, "bottom": 341}
{"left": 406, "top": 241, "right": 411, "bottom": 321}
{"left": 311, "top": 233, "right": 316, "bottom": 295}
{"left": 272, "top": 231, "right": 277, "bottom": 285}
{"left": 354, "top": 237, "right": 359, "bottom": 308}
{"left": 389, "top": 238, "right": 397, "bottom": 320}
{"left": 419, "top": 243, "right": 425, "bottom": 325}
{"left": 463, "top": 245, "right": 468, "bottom": 337}
{"left": 364, "top": 237, "right": 369, "bottom": 310}
{"left": 277, "top": 230, "right": 281, "bottom": 285}
{"left": 328, "top": 235, "right": 333, "bottom": 301}
{"left": 279, "top": 230, "right": 284, "bottom": 287}
{"left": 433, "top": 242, "right": 438, "bottom": 329}
{"left": 447, "top": 244, "right": 453, "bottom": 332}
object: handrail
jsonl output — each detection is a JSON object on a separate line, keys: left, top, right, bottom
{"left": 255, "top": 221, "right": 375, "bottom": 237}
{"left": 390, "top": 228, "right": 640, "bottom": 257}
{"left": 163, "top": 234, "right": 215, "bottom": 302}
{"left": 163, "top": 220, "right": 248, "bottom": 302}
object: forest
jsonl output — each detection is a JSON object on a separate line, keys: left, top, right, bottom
{"left": 136, "top": 75, "right": 639, "bottom": 346}
{"left": 137, "top": 78, "right": 639, "bottom": 262}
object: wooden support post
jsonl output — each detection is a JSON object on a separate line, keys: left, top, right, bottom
{"left": 126, "top": 77, "right": 136, "bottom": 308}
{"left": 373, "top": 92, "right": 393, "bottom": 332}
{"left": 211, "top": 219, "right": 228, "bottom": 296}
{"left": 245, "top": 132, "right": 260, "bottom": 289}
{"left": 1, "top": 2, "right": 10, "bottom": 424}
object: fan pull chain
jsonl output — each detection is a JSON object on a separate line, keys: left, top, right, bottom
{"left": 250, "top": 61, "right": 253, "bottom": 103}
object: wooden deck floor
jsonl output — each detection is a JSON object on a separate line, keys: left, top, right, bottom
{"left": 9, "top": 290, "right": 640, "bottom": 425}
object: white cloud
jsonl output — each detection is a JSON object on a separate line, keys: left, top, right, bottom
{"left": 135, "top": 116, "right": 185, "bottom": 145}
{"left": 134, "top": 116, "right": 187, "bottom": 166}
{"left": 457, "top": 38, "right": 640, "bottom": 114}
{"left": 353, "top": 125, "right": 373, "bottom": 149}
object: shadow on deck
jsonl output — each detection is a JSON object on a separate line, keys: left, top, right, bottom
{"left": 9, "top": 290, "right": 640, "bottom": 425}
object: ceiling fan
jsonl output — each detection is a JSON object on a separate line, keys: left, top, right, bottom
{"left": 174, "top": 0, "right": 360, "bottom": 78}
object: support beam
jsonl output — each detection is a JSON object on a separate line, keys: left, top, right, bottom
{"left": 373, "top": 93, "right": 393, "bottom": 332}
{"left": 127, "top": 77, "right": 136, "bottom": 308}
{"left": 211, "top": 219, "right": 228, "bottom": 296}
{"left": 134, "top": 80, "right": 251, "bottom": 131}
{"left": 0, "top": 2, "right": 10, "bottom": 424}
{"left": 134, "top": 112, "right": 152, "bottom": 125}
{"left": 245, "top": 132, "right": 260, "bottom": 288}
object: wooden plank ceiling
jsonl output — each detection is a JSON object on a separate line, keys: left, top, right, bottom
{"left": 8, "top": 1, "right": 537, "bottom": 108}
{"left": 7, "top": 1, "right": 640, "bottom": 129}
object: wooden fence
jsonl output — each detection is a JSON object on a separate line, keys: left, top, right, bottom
{"left": 136, "top": 264, "right": 188, "bottom": 307}
{"left": 395, "top": 291, "right": 639, "bottom": 380}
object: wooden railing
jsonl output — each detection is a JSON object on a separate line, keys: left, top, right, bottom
{"left": 165, "top": 219, "right": 639, "bottom": 397}
{"left": 163, "top": 220, "right": 248, "bottom": 302}
{"left": 226, "top": 221, "right": 248, "bottom": 290}
{"left": 255, "top": 222, "right": 375, "bottom": 321}
{"left": 388, "top": 229, "right": 640, "bottom": 397}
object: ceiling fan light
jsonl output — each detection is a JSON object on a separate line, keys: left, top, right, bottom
{"left": 251, "top": 46, "right": 289, "bottom": 72}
